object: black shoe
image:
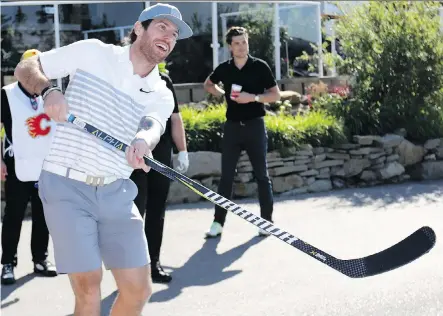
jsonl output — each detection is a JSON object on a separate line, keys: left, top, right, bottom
{"left": 151, "top": 263, "right": 172, "bottom": 284}
{"left": 34, "top": 260, "right": 58, "bottom": 277}
{"left": 1, "top": 264, "right": 16, "bottom": 285}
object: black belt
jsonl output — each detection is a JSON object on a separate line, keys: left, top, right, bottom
{"left": 227, "top": 117, "right": 263, "bottom": 126}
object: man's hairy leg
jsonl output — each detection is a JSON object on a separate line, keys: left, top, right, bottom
{"left": 110, "top": 265, "right": 152, "bottom": 316}
{"left": 68, "top": 269, "right": 103, "bottom": 316}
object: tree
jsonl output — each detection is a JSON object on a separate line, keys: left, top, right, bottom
{"left": 36, "top": 5, "right": 49, "bottom": 24}
{"left": 1, "top": 13, "right": 12, "bottom": 28}
{"left": 328, "top": 1, "right": 443, "bottom": 141}
{"left": 15, "top": 6, "right": 27, "bottom": 24}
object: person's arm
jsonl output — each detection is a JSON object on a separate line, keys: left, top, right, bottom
{"left": 0, "top": 132, "right": 6, "bottom": 180}
{"left": 257, "top": 61, "right": 281, "bottom": 103}
{"left": 134, "top": 87, "right": 175, "bottom": 150}
{"left": 254, "top": 85, "right": 281, "bottom": 104}
{"left": 162, "top": 73, "right": 189, "bottom": 172}
{"left": 171, "top": 113, "right": 187, "bottom": 152}
{"left": 164, "top": 75, "right": 187, "bottom": 153}
{"left": 127, "top": 87, "right": 175, "bottom": 172}
{"left": 1, "top": 89, "right": 10, "bottom": 180}
{"left": 15, "top": 39, "right": 105, "bottom": 122}
{"left": 233, "top": 86, "right": 280, "bottom": 104}
{"left": 203, "top": 65, "right": 225, "bottom": 97}
{"left": 135, "top": 110, "right": 171, "bottom": 151}
{"left": 14, "top": 38, "right": 103, "bottom": 95}
{"left": 234, "top": 62, "right": 281, "bottom": 104}
{"left": 171, "top": 112, "right": 189, "bottom": 173}
{"left": 14, "top": 57, "right": 52, "bottom": 96}
{"left": 204, "top": 78, "right": 225, "bottom": 97}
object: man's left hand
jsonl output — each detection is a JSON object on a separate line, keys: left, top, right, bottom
{"left": 175, "top": 151, "right": 189, "bottom": 173}
{"left": 231, "top": 92, "right": 254, "bottom": 104}
{"left": 126, "top": 138, "right": 152, "bottom": 172}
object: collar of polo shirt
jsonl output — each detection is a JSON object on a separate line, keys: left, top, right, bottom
{"left": 116, "top": 44, "right": 161, "bottom": 89}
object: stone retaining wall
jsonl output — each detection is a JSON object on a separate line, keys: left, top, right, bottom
{"left": 166, "top": 133, "right": 443, "bottom": 204}
{"left": 3, "top": 133, "right": 443, "bottom": 215}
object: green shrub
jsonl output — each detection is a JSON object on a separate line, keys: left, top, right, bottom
{"left": 311, "top": 93, "right": 346, "bottom": 113}
{"left": 180, "top": 104, "right": 347, "bottom": 153}
{"left": 180, "top": 104, "right": 226, "bottom": 153}
{"left": 332, "top": 1, "right": 443, "bottom": 142}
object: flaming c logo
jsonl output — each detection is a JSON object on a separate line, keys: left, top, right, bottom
{"left": 26, "top": 113, "right": 51, "bottom": 138}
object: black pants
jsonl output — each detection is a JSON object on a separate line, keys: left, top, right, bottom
{"left": 214, "top": 117, "right": 274, "bottom": 226}
{"left": 1, "top": 160, "right": 49, "bottom": 265}
{"left": 130, "top": 140, "right": 172, "bottom": 266}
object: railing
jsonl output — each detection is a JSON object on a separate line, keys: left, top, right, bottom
{"left": 173, "top": 75, "right": 350, "bottom": 105}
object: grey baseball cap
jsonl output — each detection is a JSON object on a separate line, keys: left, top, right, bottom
{"left": 138, "top": 3, "right": 193, "bottom": 40}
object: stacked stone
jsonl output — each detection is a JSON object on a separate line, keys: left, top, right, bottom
{"left": 5, "top": 134, "right": 443, "bottom": 211}
{"left": 408, "top": 138, "right": 443, "bottom": 180}
{"left": 232, "top": 134, "right": 409, "bottom": 197}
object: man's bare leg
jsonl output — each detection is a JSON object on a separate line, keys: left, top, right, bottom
{"left": 110, "top": 265, "right": 152, "bottom": 316}
{"left": 68, "top": 269, "right": 103, "bottom": 316}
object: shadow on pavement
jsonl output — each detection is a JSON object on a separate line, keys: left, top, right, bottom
{"left": 0, "top": 272, "right": 36, "bottom": 308}
{"left": 65, "top": 291, "right": 118, "bottom": 316}
{"left": 149, "top": 235, "right": 265, "bottom": 303}
{"left": 96, "top": 236, "right": 265, "bottom": 313}
{"left": 100, "top": 290, "right": 118, "bottom": 316}
{"left": 292, "top": 180, "right": 443, "bottom": 210}
{"left": 64, "top": 290, "right": 118, "bottom": 316}
{"left": 166, "top": 180, "right": 443, "bottom": 212}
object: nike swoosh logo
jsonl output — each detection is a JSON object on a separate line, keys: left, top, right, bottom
{"left": 140, "top": 88, "right": 153, "bottom": 94}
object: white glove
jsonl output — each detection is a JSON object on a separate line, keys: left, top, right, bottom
{"left": 175, "top": 151, "right": 189, "bottom": 173}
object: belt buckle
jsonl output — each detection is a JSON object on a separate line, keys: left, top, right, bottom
{"left": 86, "top": 175, "right": 105, "bottom": 186}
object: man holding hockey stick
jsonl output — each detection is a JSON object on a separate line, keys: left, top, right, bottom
{"left": 14, "top": 3, "right": 192, "bottom": 316}
{"left": 65, "top": 113, "right": 436, "bottom": 279}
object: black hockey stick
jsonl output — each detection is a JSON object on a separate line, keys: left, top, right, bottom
{"left": 66, "top": 113, "right": 436, "bottom": 278}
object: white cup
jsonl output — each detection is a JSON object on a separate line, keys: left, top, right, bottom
{"left": 231, "top": 84, "right": 242, "bottom": 98}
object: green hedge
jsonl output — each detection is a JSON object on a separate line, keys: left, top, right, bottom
{"left": 180, "top": 104, "right": 347, "bottom": 153}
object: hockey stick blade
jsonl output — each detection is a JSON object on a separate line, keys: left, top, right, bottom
{"left": 334, "top": 226, "right": 435, "bottom": 278}
{"left": 66, "top": 114, "right": 436, "bottom": 278}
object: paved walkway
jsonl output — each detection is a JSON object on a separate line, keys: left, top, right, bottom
{"left": 1, "top": 180, "right": 442, "bottom": 315}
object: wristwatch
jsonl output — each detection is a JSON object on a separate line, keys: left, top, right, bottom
{"left": 254, "top": 95, "right": 260, "bottom": 102}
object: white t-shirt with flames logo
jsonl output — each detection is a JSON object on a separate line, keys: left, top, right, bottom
{"left": 3, "top": 82, "right": 56, "bottom": 181}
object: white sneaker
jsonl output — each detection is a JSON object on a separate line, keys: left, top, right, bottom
{"left": 205, "top": 222, "right": 223, "bottom": 238}
{"left": 258, "top": 229, "right": 271, "bottom": 237}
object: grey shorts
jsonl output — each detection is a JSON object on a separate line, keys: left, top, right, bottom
{"left": 38, "top": 170, "right": 150, "bottom": 274}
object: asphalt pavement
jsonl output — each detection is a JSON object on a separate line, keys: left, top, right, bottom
{"left": 1, "top": 180, "right": 442, "bottom": 316}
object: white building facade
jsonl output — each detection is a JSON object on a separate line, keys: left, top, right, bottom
{"left": 2, "top": 1, "right": 345, "bottom": 87}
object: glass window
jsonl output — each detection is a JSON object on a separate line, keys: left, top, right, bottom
{"left": 58, "top": 2, "right": 144, "bottom": 88}
{"left": 58, "top": 2, "right": 144, "bottom": 47}
{"left": 279, "top": 3, "right": 321, "bottom": 76}
{"left": 218, "top": 4, "right": 278, "bottom": 73}
{"left": 158, "top": 2, "right": 214, "bottom": 84}
{"left": 280, "top": 4, "right": 319, "bottom": 44}
{"left": 1, "top": 5, "right": 55, "bottom": 86}
{"left": 57, "top": 1, "right": 214, "bottom": 84}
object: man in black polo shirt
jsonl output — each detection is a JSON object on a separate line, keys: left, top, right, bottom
{"left": 203, "top": 26, "right": 281, "bottom": 238}
{"left": 130, "top": 70, "right": 189, "bottom": 283}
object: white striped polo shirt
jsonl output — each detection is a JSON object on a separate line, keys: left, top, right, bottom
{"left": 39, "top": 39, "right": 174, "bottom": 178}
